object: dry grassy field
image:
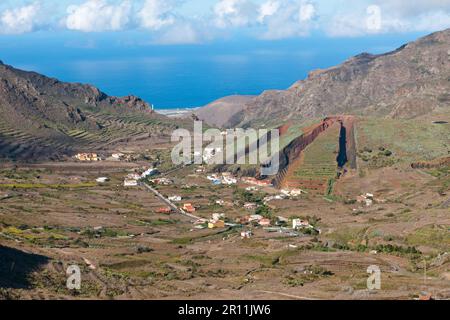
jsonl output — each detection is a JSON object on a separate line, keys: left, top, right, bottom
{"left": 0, "top": 115, "right": 449, "bottom": 300}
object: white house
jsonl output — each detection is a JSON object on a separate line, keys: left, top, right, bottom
{"left": 241, "top": 231, "right": 252, "bottom": 239}
{"left": 124, "top": 179, "right": 138, "bottom": 187}
{"left": 293, "top": 219, "right": 310, "bottom": 230}
{"left": 111, "top": 153, "right": 124, "bottom": 160}
{"left": 168, "top": 195, "right": 182, "bottom": 202}
{"left": 212, "top": 213, "right": 225, "bottom": 221}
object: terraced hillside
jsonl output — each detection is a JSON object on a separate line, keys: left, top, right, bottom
{"left": 0, "top": 61, "right": 183, "bottom": 160}
{"left": 284, "top": 123, "right": 341, "bottom": 192}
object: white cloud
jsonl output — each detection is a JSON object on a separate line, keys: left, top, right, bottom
{"left": 213, "top": 0, "right": 257, "bottom": 28}
{"left": 258, "top": 0, "right": 280, "bottom": 23}
{"left": 0, "top": 3, "right": 39, "bottom": 34}
{"left": 258, "top": 0, "right": 317, "bottom": 39}
{"left": 299, "top": 2, "right": 316, "bottom": 22}
{"left": 65, "top": 0, "right": 132, "bottom": 32}
{"left": 138, "top": 0, "right": 176, "bottom": 30}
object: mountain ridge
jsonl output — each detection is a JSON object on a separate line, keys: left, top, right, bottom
{"left": 195, "top": 28, "right": 450, "bottom": 128}
{"left": 0, "top": 61, "right": 178, "bottom": 161}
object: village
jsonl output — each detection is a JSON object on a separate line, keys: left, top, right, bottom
{"left": 0, "top": 146, "right": 446, "bottom": 300}
{"left": 72, "top": 151, "right": 390, "bottom": 244}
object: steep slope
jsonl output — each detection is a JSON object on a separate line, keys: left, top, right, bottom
{"left": 0, "top": 61, "right": 179, "bottom": 161}
{"left": 207, "top": 29, "right": 450, "bottom": 128}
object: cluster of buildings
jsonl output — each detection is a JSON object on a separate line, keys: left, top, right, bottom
{"left": 123, "top": 167, "right": 158, "bottom": 187}
{"left": 208, "top": 213, "right": 226, "bottom": 229}
{"left": 207, "top": 172, "right": 238, "bottom": 185}
{"left": 193, "top": 147, "right": 223, "bottom": 163}
{"left": 204, "top": 174, "right": 275, "bottom": 188}
{"left": 74, "top": 153, "right": 100, "bottom": 162}
{"left": 75, "top": 151, "right": 145, "bottom": 163}
{"left": 238, "top": 214, "right": 271, "bottom": 227}
{"left": 124, "top": 173, "right": 140, "bottom": 187}
{"left": 150, "top": 177, "right": 173, "bottom": 185}
{"left": 262, "top": 189, "right": 305, "bottom": 204}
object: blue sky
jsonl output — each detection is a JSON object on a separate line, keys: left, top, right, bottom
{"left": 0, "top": 0, "right": 449, "bottom": 44}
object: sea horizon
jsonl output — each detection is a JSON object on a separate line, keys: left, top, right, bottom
{"left": 0, "top": 33, "right": 425, "bottom": 110}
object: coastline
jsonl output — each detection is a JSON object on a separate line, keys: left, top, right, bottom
{"left": 155, "top": 107, "right": 199, "bottom": 118}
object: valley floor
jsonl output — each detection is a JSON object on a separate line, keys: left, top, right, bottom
{"left": 0, "top": 156, "right": 449, "bottom": 300}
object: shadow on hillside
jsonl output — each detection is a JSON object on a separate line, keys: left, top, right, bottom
{"left": 0, "top": 245, "right": 49, "bottom": 289}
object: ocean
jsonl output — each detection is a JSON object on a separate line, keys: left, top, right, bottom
{"left": 0, "top": 32, "right": 424, "bottom": 110}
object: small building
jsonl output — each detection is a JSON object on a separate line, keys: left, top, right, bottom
{"left": 75, "top": 153, "right": 100, "bottom": 162}
{"left": 111, "top": 153, "right": 124, "bottom": 160}
{"left": 216, "top": 200, "right": 225, "bottom": 206}
{"left": 222, "top": 176, "right": 237, "bottom": 185}
{"left": 127, "top": 173, "right": 141, "bottom": 180}
{"left": 96, "top": 177, "right": 109, "bottom": 183}
{"left": 212, "top": 213, "right": 225, "bottom": 221}
{"left": 168, "top": 195, "right": 182, "bottom": 202}
{"left": 123, "top": 179, "right": 138, "bottom": 187}
{"left": 293, "top": 219, "right": 310, "bottom": 230}
{"left": 259, "top": 218, "right": 271, "bottom": 227}
{"left": 208, "top": 220, "right": 225, "bottom": 229}
{"left": 240, "top": 230, "right": 252, "bottom": 239}
{"left": 156, "top": 207, "right": 171, "bottom": 214}
{"left": 151, "top": 178, "right": 172, "bottom": 185}
{"left": 182, "top": 203, "right": 196, "bottom": 213}
{"left": 195, "top": 166, "right": 205, "bottom": 173}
